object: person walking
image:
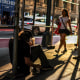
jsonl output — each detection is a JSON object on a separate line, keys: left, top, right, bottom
{"left": 55, "top": 9, "right": 72, "bottom": 53}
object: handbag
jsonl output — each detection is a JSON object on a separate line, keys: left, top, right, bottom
{"left": 61, "top": 18, "right": 70, "bottom": 35}
{"left": 54, "top": 22, "right": 61, "bottom": 35}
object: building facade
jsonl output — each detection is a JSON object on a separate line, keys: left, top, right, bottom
{"left": 0, "top": 0, "right": 15, "bottom": 17}
{"left": 54, "top": 0, "right": 78, "bottom": 21}
{"left": 21, "top": 0, "right": 79, "bottom": 21}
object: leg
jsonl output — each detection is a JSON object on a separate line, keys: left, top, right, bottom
{"left": 30, "top": 45, "right": 51, "bottom": 67}
{"left": 55, "top": 34, "right": 64, "bottom": 53}
{"left": 58, "top": 34, "right": 64, "bottom": 50}
{"left": 61, "top": 33, "right": 67, "bottom": 53}
{"left": 62, "top": 33, "right": 66, "bottom": 50}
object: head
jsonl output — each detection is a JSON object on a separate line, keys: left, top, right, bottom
{"left": 62, "top": 9, "right": 69, "bottom": 17}
{"left": 18, "top": 30, "right": 33, "bottom": 42}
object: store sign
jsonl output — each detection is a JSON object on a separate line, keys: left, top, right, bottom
{"left": 2, "top": 0, "right": 15, "bottom": 5}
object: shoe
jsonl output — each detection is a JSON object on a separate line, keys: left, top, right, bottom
{"left": 32, "top": 68, "right": 40, "bottom": 75}
{"left": 55, "top": 50, "right": 59, "bottom": 53}
{"left": 74, "top": 44, "right": 77, "bottom": 46}
{"left": 74, "top": 48, "right": 78, "bottom": 51}
{"left": 61, "top": 49, "right": 67, "bottom": 53}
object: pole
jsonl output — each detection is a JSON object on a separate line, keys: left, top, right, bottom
{"left": 1, "top": 0, "right": 2, "bottom": 24}
{"left": 51, "top": 0, "right": 55, "bottom": 45}
{"left": 42, "top": 0, "right": 52, "bottom": 47}
{"left": 42, "top": 0, "right": 55, "bottom": 48}
{"left": 21, "top": 0, "right": 25, "bottom": 30}
{"left": 73, "top": 0, "right": 80, "bottom": 59}
{"left": 78, "top": 0, "right": 80, "bottom": 58}
{"left": 13, "top": 0, "right": 20, "bottom": 74}
{"left": 33, "top": 0, "right": 36, "bottom": 25}
{"left": 46, "top": 0, "right": 51, "bottom": 31}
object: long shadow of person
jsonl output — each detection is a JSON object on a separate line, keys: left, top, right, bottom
{"left": 27, "top": 53, "right": 65, "bottom": 80}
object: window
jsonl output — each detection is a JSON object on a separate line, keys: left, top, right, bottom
{"left": 44, "top": 0, "right": 47, "bottom": 4}
{"left": 24, "top": 18, "right": 33, "bottom": 21}
{"left": 33, "top": 0, "right": 39, "bottom": 3}
{"left": 72, "top": 0, "right": 74, "bottom": 2}
{"left": 71, "top": 4, "right": 74, "bottom": 11}
{"left": 55, "top": 0, "right": 59, "bottom": 7}
{"left": 35, "top": 19, "right": 45, "bottom": 23}
{"left": 36, "top": 0, "right": 39, "bottom": 3}
{"left": 63, "top": 2, "right": 67, "bottom": 8}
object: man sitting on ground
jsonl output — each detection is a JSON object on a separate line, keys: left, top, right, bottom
{"left": 9, "top": 30, "right": 52, "bottom": 76}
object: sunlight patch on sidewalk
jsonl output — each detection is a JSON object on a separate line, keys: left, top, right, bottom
{"left": 66, "top": 35, "right": 77, "bottom": 44}
{"left": 0, "top": 63, "right": 12, "bottom": 75}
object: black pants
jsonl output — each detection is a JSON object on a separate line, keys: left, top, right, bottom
{"left": 30, "top": 45, "right": 50, "bottom": 67}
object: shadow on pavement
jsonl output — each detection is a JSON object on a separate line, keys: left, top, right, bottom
{"left": 27, "top": 53, "right": 66, "bottom": 80}
{"left": 70, "top": 59, "right": 80, "bottom": 80}
{"left": 1, "top": 48, "right": 80, "bottom": 80}
{"left": 57, "top": 52, "right": 73, "bottom": 80}
{"left": 71, "top": 49, "right": 80, "bottom": 80}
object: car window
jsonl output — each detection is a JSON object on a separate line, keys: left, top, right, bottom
{"left": 24, "top": 18, "right": 33, "bottom": 21}
{"left": 35, "top": 19, "right": 46, "bottom": 23}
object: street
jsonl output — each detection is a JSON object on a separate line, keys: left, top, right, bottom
{"left": 0, "top": 29, "right": 14, "bottom": 38}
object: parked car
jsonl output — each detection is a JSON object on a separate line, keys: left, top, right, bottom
{"left": 71, "top": 24, "right": 77, "bottom": 34}
{"left": 19, "top": 16, "right": 57, "bottom": 29}
{"left": 71, "top": 21, "right": 77, "bottom": 24}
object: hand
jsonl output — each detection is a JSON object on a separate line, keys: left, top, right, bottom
{"left": 70, "top": 32, "right": 72, "bottom": 35}
{"left": 28, "top": 41, "right": 33, "bottom": 46}
{"left": 70, "top": 30, "right": 72, "bottom": 35}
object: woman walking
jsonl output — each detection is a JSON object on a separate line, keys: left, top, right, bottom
{"left": 55, "top": 9, "right": 72, "bottom": 53}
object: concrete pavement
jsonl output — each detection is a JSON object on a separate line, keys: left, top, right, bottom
{"left": 0, "top": 38, "right": 80, "bottom": 80}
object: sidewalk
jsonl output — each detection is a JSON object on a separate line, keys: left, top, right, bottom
{"left": 0, "top": 41, "right": 80, "bottom": 80}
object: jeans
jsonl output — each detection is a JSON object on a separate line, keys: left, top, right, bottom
{"left": 30, "top": 45, "right": 51, "bottom": 67}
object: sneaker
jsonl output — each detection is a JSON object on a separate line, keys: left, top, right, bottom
{"left": 55, "top": 50, "right": 59, "bottom": 53}
{"left": 61, "top": 49, "right": 67, "bottom": 53}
